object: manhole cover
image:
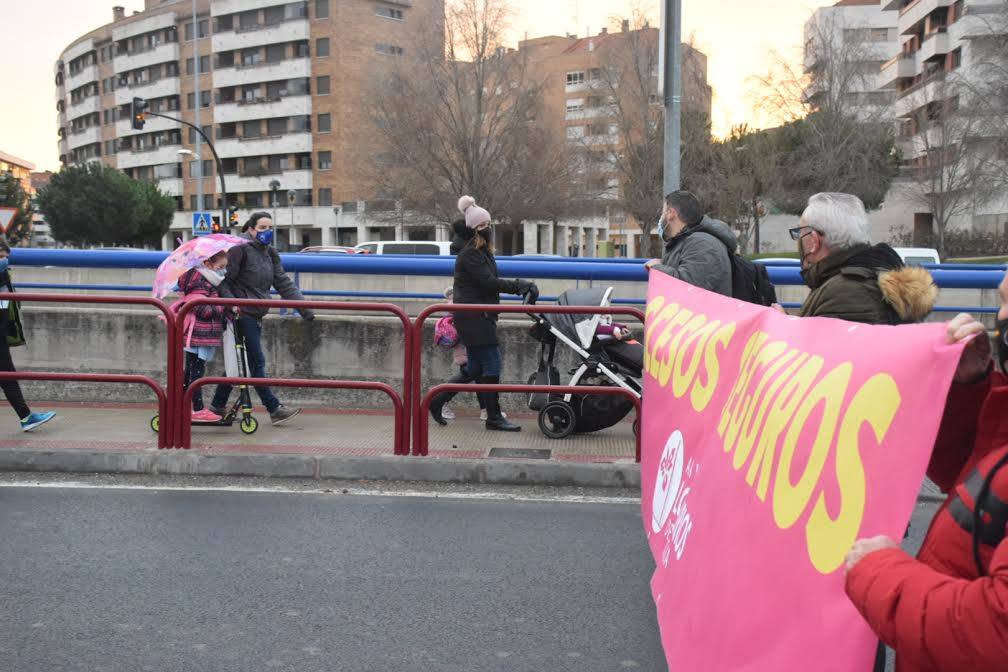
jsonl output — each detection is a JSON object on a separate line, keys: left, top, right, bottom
{"left": 489, "top": 448, "right": 552, "bottom": 460}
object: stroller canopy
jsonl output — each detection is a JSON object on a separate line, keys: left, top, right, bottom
{"left": 547, "top": 287, "right": 613, "bottom": 349}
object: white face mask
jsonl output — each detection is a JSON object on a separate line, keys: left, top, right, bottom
{"left": 197, "top": 266, "right": 227, "bottom": 287}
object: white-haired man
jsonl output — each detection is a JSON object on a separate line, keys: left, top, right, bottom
{"left": 792, "top": 192, "right": 936, "bottom": 325}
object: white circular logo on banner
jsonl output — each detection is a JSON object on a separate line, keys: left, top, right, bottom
{"left": 652, "top": 430, "right": 685, "bottom": 533}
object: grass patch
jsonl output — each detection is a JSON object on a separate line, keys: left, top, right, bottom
{"left": 948, "top": 256, "right": 1008, "bottom": 265}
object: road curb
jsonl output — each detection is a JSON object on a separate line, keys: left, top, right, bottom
{"left": 0, "top": 449, "right": 641, "bottom": 489}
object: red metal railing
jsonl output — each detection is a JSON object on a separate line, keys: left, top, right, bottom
{"left": 418, "top": 383, "right": 642, "bottom": 461}
{"left": 0, "top": 292, "right": 176, "bottom": 448}
{"left": 172, "top": 297, "right": 412, "bottom": 453}
{"left": 180, "top": 377, "right": 403, "bottom": 451}
{"left": 412, "top": 303, "right": 646, "bottom": 458}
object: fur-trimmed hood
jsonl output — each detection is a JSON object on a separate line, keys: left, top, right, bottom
{"left": 879, "top": 265, "right": 938, "bottom": 323}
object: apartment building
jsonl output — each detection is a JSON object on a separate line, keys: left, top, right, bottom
{"left": 880, "top": 0, "right": 1008, "bottom": 235}
{"left": 0, "top": 151, "right": 36, "bottom": 194}
{"left": 517, "top": 24, "right": 712, "bottom": 256}
{"left": 56, "top": 0, "right": 443, "bottom": 250}
{"left": 803, "top": 0, "right": 900, "bottom": 120}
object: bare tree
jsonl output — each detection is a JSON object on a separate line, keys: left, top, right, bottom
{"left": 366, "top": 0, "right": 552, "bottom": 244}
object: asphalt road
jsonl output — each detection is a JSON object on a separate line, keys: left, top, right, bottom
{"left": 0, "top": 476, "right": 663, "bottom": 672}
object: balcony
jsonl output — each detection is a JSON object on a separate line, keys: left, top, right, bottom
{"left": 899, "top": 0, "right": 953, "bottom": 35}
{"left": 211, "top": 0, "right": 306, "bottom": 16}
{"left": 111, "top": 10, "right": 177, "bottom": 41}
{"left": 114, "top": 76, "right": 181, "bottom": 106}
{"left": 66, "top": 126, "right": 102, "bottom": 152}
{"left": 62, "top": 38, "right": 95, "bottom": 65}
{"left": 918, "top": 30, "right": 951, "bottom": 64}
{"left": 894, "top": 72, "right": 948, "bottom": 116}
{"left": 229, "top": 168, "right": 312, "bottom": 193}
{"left": 66, "top": 64, "right": 99, "bottom": 92}
{"left": 213, "top": 57, "right": 310, "bottom": 89}
{"left": 116, "top": 113, "right": 181, "bottom": 137}
{"left": 113, "top": 42, "right": 181, "bottom": 77}
{"left": 157, "top": 178, "right": 184, "bottom": 197}
{"left": 213, "top": 20, "right": 309, "bottom": 53}
{"left": 68, "top": 96, "right": 101, "bottom": 116}
{"left": 879, "top": 55, "right": 916, "bottom": 88}
{"left": 213, "top": 95, "right": 311, "bottom": 124}
{"left": 215, "top": 132, "right": 312, "bottom": 158}
{"left": 116, "top": 143, "right": 185, "bottom": 170}
{"left": 57, "top": 139, "right": 69, "bottom": 156}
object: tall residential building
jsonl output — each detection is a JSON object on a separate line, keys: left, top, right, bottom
{"left": 518, "top": 24, "right": 712, "bottom": 257}
{"left": 880, "top": 0, "right": 1008, "bottom": 236}
{"left": 56, "top": 0, "right": 443, "bottom": 251}
{"left": 803, "top": 0, "right": 900, "bottom": 121}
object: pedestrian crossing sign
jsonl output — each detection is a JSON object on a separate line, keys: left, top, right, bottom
{"left": 192, "top": 212, "right": 213, "bottom": 236}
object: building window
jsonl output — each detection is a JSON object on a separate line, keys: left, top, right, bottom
{"left": 317, "top": 75, "right": 330, "bottom": 95}
{"left": 189, "top": 159, "right": 213, "bottom": 177}
{"left": 376, "top": 7, "right": 404, "bottom": 20}
{"left": 566, "top": 71, "right": 585, "bottom": 86}
{"left": 187, "top": 92, "right": 196, "bottom": 109}
{"left": 870, "top": 28, "right": 891, "bottom": 42}
{"left": 316, "top": 38, "right": 330, "bottom": 57}
{"left": 566, "top": 99, "right": 584, "bottom": 114}
{"left": 243, "top": 120, "right": 262, "bottom": 138}
{"left": 268, "top": 155, "right": 289, "bottom": 172}
{"left": 375, "top": 44, "right": 404, "bottom": 56}
{"left": 187, "top": 126, "right": 212, "bottom": 143}
{"left": 318, "top": 188, "right": 332, "bottom": 206}
{"left": 264, "top": 5, "right": 285, "bottom": 25}
{"left": 185, "top": 19, "right": 209, "bottom": 41}
{"left": 266, "top": 44, "right": 285, "bottom": 63}
{"left": 318, "top": 151, "right": 332, "bottom": 169}
{"left": 315, "top": 0, "right": 329, "bottom": 18}
{"left": 186, "top": 56, "right": 211, "bottom": 75}
{"left": 949, "top": 48, "right": 962, "bottom": 71}
{"left": 317, "top": 113, "right": 331, "bottom": 132}
{"left": 267, "top": 117, "right": 287, "bottom": 136}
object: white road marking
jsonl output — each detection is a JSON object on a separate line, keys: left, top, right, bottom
{"left": 0, "top": 480, "right": 640, "bottom": 505}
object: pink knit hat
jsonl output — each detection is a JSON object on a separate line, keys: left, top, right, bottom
{"left": 458, "top": 195, "right": 491, "bottom": 229}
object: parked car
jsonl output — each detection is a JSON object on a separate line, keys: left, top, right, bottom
{"left": 893, "top": 247, "right": 941, "bottom": 266}
{"left": 355, "top": 241, "right": 453, "bottom": 255}
{"left": 298, "top": 245, "right": 370, "bottom": 255}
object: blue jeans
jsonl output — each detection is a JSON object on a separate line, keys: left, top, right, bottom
{"left": 464, "top": 344, "right": 502, "bottom": 379}
{"left": 211, "top": 316, "right": 280, "bottom": 413}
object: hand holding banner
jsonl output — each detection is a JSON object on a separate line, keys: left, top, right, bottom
{"left": 641, "top": 273, "right": 965, "bottom": 671}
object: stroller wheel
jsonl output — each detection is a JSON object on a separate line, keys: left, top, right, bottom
{"left": 539, "top": 401, "right": 576, "bottom": 440}
{"left": 240, "top": 416, "right": 259, "bottom": 435}
{"left": 149, "top": 415, "right": 159, "bottom": 434}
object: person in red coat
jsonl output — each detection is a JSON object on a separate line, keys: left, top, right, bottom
{"left": 844, "top": 295, "right": 1008, "bottom": 670}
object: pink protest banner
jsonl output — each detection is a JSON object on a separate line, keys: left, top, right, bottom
{"left": 641, "top": 273, "right": 964, "bottom": 671}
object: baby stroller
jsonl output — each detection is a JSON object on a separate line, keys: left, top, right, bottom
{"left": 526, "top": 287, "right": 644, "bottom": 439}
{"left": 149, "top": 317, "right": 259, "bottom": 436}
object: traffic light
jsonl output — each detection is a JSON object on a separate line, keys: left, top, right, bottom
{"left": 131, "top": 97, "right": 148, "bottom": 131}
{"left": 211, "top": 216, "right": 222, "bottom": 234}
{"left": 228, "top": 207, "right": 239, "bottom": 226}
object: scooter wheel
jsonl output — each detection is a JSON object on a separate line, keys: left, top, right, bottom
{"left": 539, "top": 401, "right": 576, "bottom": 440}
{"left": 240, "top": 416, "right": 259, "bottom": 435}
{"left": 150, "top": 415, "right": 160, "bottom": 434}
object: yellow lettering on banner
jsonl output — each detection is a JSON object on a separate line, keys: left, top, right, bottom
{"left": 671, "top": 318, "right": 717, "bottom": 398}
{"left": 692, "top": 322, "right": 736, "bottom": 412}
{"left": 773, "top": 363, "right": 853, "bottom": 530}
{"left": 805, "top": 373, "right": 900, "bottom": 573}
{"left": 643, "top": 297, "right": 668, "bottom": 374}
{"left": 731, "top": 350, "right": 804, "bottom": 472}
{"left": 655, "top": 309, "right": 695, "bottom": 387}
{"left": 718, "top": 332, "right": 769, "bottom": 439}
{"left": 721, "top": 341, "right": 790, "bottom": 455}
{"left": 649, "top": 304, "right": 683, "bottom": 376}
{"left": 744, "top": 356, "right": 825, "bottom": 500}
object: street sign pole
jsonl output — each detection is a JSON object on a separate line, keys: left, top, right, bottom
{"left": 661, "top": 0, "right": 682, "bottom": 196}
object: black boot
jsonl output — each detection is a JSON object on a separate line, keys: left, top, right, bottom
{"left": 481, "top": 376, "right": 520, "bottom": 432}
{"left": 430, "top": 371, "right": 469, "bottom": 426}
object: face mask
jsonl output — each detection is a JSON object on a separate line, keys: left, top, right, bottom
{"left": 0, "top": 259, "right": 8, "bottom": 273}
{"left": 657, "top": 216, "right": 666, "bottom": 241}
{"left": 255, "top": 229, "right": 274, "bottom": 246}
{"left": 798, "top": 231, "right": 815, "bottom": 269}
{"left": 477, "top": 228, "right": 492, "bottom": 242}
{"left": 198, "top": 266, "right": 227, "bottom": 287}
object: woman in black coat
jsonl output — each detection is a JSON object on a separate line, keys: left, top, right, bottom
{"left": 429, "top": 197, "right": 536, "bottom": 432}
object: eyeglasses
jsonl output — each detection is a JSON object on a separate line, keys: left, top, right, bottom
{"left": 788, "top": 226, "right": 816, "bottom": 241}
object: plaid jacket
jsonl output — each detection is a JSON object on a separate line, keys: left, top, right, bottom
{"left": 178, "top": 268, "right": 225, "bottom": 347}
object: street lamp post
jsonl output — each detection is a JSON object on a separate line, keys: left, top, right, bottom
{"left": 661, "top": 0, "right": 683, "bottom": 196}
{"left": 269, "top": 179, "right": 280, "bottom": 227}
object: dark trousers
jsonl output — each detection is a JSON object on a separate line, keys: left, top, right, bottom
{"left": 0, "top": 311, "right": 29, "bottom": 419}
{"left": 210, "top": 316, "right": 280, "bottom": 413}
{"left": 463, "top": 344, "right": 503, "bottom": 379}
{"left": 183, "top": 352, "right": 207, "bottom": 412}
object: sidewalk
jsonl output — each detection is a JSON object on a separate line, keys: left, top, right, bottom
{"left": 0, "top": 401, "right": 637, "bottom": 463}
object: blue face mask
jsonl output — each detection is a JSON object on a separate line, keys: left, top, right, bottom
{"left": 0, "top": 258, "right": 9, "bottom": 273}
{"left": 255, "top": 229, "right": 274, "bottom": 246}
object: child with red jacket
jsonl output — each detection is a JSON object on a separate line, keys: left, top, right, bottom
{"left": 844, "top": 308, "right": 1008, "bottom": 672}
{"left": 178, "top": 251, "right": 229, "bottom": 422}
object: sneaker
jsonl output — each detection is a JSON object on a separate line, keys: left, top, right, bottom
{"left": 209, "top": 405, "right": 227, "bottom": 418}
{"left": 441, "top": 406, "right": 456, "bottom": 420}
{"left": 479, "top": 409, "right": 506, "bottom": 421}
{"left": 21, "top": 411, "right": 56, "bottom": 432}
{"left": 270, "top": 405, "right": 302, "bottom": 425}
{"left": 192, "top": 409, "right": 222, "bottom": 422}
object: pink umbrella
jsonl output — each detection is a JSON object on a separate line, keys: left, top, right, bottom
{"left": 153, "top": 233, "right": 250, "bottom": 298}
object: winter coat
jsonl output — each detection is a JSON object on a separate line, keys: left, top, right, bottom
{"left": 799, "top": 244, "right": 937, "bottom": 325}
{"left": 177, "top": 268, "right": 226, "bottom": 347}
{"left": 651, "top": 216, "right": 736, "bottom": 297}
{"left": 846, "top": 371, "right": 1008, "bottom": 672}
{"left": 452, "top": 240, "right": 521, "bottom": 348}
{"left": 217, "top": 234, "right": 312, "bottom": 320}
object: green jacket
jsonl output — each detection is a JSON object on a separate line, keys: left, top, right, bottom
{"left": 799, "top": 244, "right": 937, "bottom": 325}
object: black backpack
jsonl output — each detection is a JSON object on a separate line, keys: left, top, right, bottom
{"left": 727, "top": 253, "right": 777, "bottom": 306}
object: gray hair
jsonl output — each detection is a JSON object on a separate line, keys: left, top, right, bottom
{"left": 800, "top": 193, "right": 870, "bottom": 251}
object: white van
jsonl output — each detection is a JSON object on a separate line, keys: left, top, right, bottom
{"left": 355, "top": 241, "right": 453, "bottom": 255}
{"left": 893, "top": 247, "right": 941, "bottom": 266}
